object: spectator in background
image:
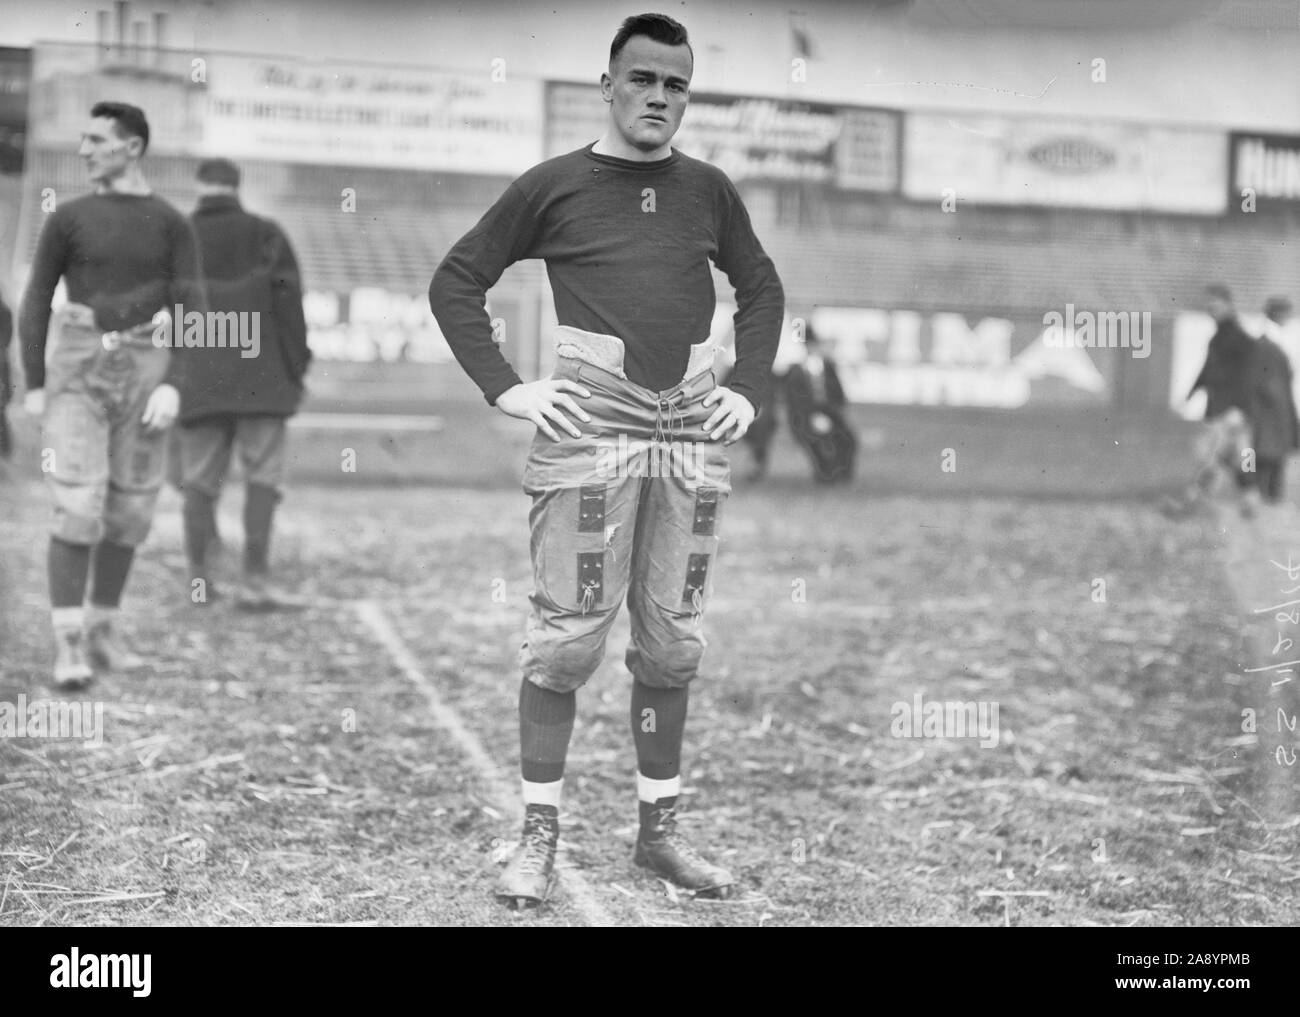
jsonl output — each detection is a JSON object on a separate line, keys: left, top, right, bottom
{"left": 1247, "top": 296, "right": 1300, "bottom": 504}
{"left": 1164, "top": 283, "right": 1261, "bottom": 519}
{"left": 0, "top": 293, "right": 12, "bottom": 461}
{"left": 785, "top": 325, "right": 857, "bottom": 484}
{"left": 178, "top": 157, "right": 311, "bottom": 611}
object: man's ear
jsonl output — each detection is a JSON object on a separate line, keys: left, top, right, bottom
{"left": 599, "top": 71, "right": 613, "bottom": 102}
{"left": 125, "top": 135, "right": 145, "bottom": 159}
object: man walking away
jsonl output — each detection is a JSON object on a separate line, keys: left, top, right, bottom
{"left": 1162, "top": 285, "right": 1261, "bottom": 519}
{"left": 178, "top": 158, "right": 311, "bottom": 611}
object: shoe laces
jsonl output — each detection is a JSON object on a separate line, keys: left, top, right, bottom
{"left": 515, "top": 811, "right": 557, "bottom": 875}
{"left": 647, "top": 808, "right": 709, "bottom": 866}
{"left": 665, "top": 830, "right": 712, "bottom": 869}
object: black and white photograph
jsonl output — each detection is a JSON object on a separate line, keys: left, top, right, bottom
{"left": 0, "top": 0, "right": 1296, "bottom": 981}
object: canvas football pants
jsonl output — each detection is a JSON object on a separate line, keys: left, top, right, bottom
{"left": 42, "top": 303, "right": 171, "bottom": 547}
{"left": 518, "top": 329, "right": 732, "bottom": 694}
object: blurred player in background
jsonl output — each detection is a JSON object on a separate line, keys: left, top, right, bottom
{"left": 1246, "top": 296, "right": 1299, "bottom": 505}
{"left": 431, "top": 12, "right": 783, "bottom": 905}
{"left": 178, "top": 158, "right": 311, "bottom": 610}
{"left": 19, "top": 101, "right": 203, "bottom": 688}
{"left": 1164, "top": 284, "right": 1262, "bottom": 519}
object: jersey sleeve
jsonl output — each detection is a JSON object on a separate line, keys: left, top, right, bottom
{"left": 429, "top": 181, "right": 543, "bottom": 405}
{"left": 712, "top": 176, "right": 784, "bottom": 415}
{"left": 17, "top": 207, "right": 71, "bottom": 390}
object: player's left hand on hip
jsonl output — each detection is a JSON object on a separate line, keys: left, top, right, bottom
{"left": 141, "top": 383, "right": 180, "bottom": 432}
{"left": 702, "top": 385, "right": 755, "bottom": 444}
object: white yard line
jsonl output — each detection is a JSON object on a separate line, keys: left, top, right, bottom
{"left": 1208, "top": 505, "right": 1300, "bottom": 823}
{"left": 353, "top": 599, "right": 616, "bottom": 927}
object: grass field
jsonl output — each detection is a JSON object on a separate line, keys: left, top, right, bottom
{"left": 1, "top": 433, "right": 1298, "bottom": 926}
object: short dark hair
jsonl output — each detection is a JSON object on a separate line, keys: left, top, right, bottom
{"left": 90, "top": 101, "right": 150, "bottom": 155}
{"left": 610, "top": 12, "right": 692, "bottom": 66}
{"left": 196, "top": 157, "right": 240, "bottom": 188}
{"left": 1205, "top": 282, "right": 1233, "bottom": 304}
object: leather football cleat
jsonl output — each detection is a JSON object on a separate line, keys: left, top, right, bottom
{"left": 86, "top": 618, "right": 145, "bottom": 672}
{"left": 496, "top": 804, "right": 559, "bottom": 908}
{"left": 52, "top": 628, "right": 94, "bottom": 690}
{"left": 634, "top": 799, "right": 736, "bottom": 898}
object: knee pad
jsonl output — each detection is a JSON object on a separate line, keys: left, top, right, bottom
{"left": 48, "top": 476, "right": 106, "bottom": 545}
{"left": 626, "top": 632, "right": 706, "bottom": 690}
{"left": 519, "top": 604, "right": 615, "bottom": 693}
{"left": 50, "top": 505, "right": 104, "bottom": 545}
{"left": 102, "top": 488, "right": 159, "bottom": 547}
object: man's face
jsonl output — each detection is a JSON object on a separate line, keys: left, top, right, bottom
{"left": 601, "top": 35, "right": 693, "bottom": 154}
{"left": 1206, "top": 295, "right": 1232, "bottom": 322}
{"left": 78, "top": 116, "right": 139, "bottom": 183}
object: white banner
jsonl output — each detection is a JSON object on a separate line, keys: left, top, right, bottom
{"left": 29, "top": 44, "right": 543, "bottom": 173}
{"left": 904, "top": 113, "right": 1227, "bottom": 213}
{"left": 204, "top": 55, "right": 542, "bottom": 172}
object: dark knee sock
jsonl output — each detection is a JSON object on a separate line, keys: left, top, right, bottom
{"left": 182, "top": 489, "right": 217, "bottom": 568}
{"left": 519, "top": 678, "right": 576, "bottom": 784}
{"left": 631, "top": 680, "right": 689, "bottom": 781}
{"left": 48, "top": 537, "right": 91, "bottom": 608}
{"left": 244, "top": 483, "right": 280, "bottom": 575}
{"left": 90, "top": 541, "right": 136, "bottom": 608}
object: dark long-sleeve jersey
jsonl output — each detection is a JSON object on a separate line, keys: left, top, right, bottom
{"left": 20, "top": 191, "right": 205, "bottom": 391}
{"left": 429, "top": 143, "right": 785, "bottom": 412}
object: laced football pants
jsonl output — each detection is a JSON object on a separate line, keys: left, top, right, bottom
{"left": 518, "top": 330, "right": 732, "bottom": 694}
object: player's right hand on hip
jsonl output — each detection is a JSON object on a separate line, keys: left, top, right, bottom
{"left": 495, "top": 379, "right": 592, "bottom": 442}
{"left": 22, "top": 389, "right": 45, "bottom": 417}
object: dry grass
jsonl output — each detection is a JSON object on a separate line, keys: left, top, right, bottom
{"left": 1, "top": 469, "right": 1297, "bottom": 926}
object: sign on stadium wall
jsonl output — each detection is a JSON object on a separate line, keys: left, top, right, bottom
{"left": 203, "top": 55, "right": 542, "bottom": 173}
{"left": 546, "top": 81, "right": 899, "bottom": 191}
{"left": 28, "top": 43, "right": 543, "bottom": 174}
{"left": 798, "top": 307, "right": 1122, "bottom": 408}
{"left": 1230, "top": 132, "right": 1300, "bottom": 210}
{"left": 903, "top": 113, "right": 1227, "bottom": 213}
